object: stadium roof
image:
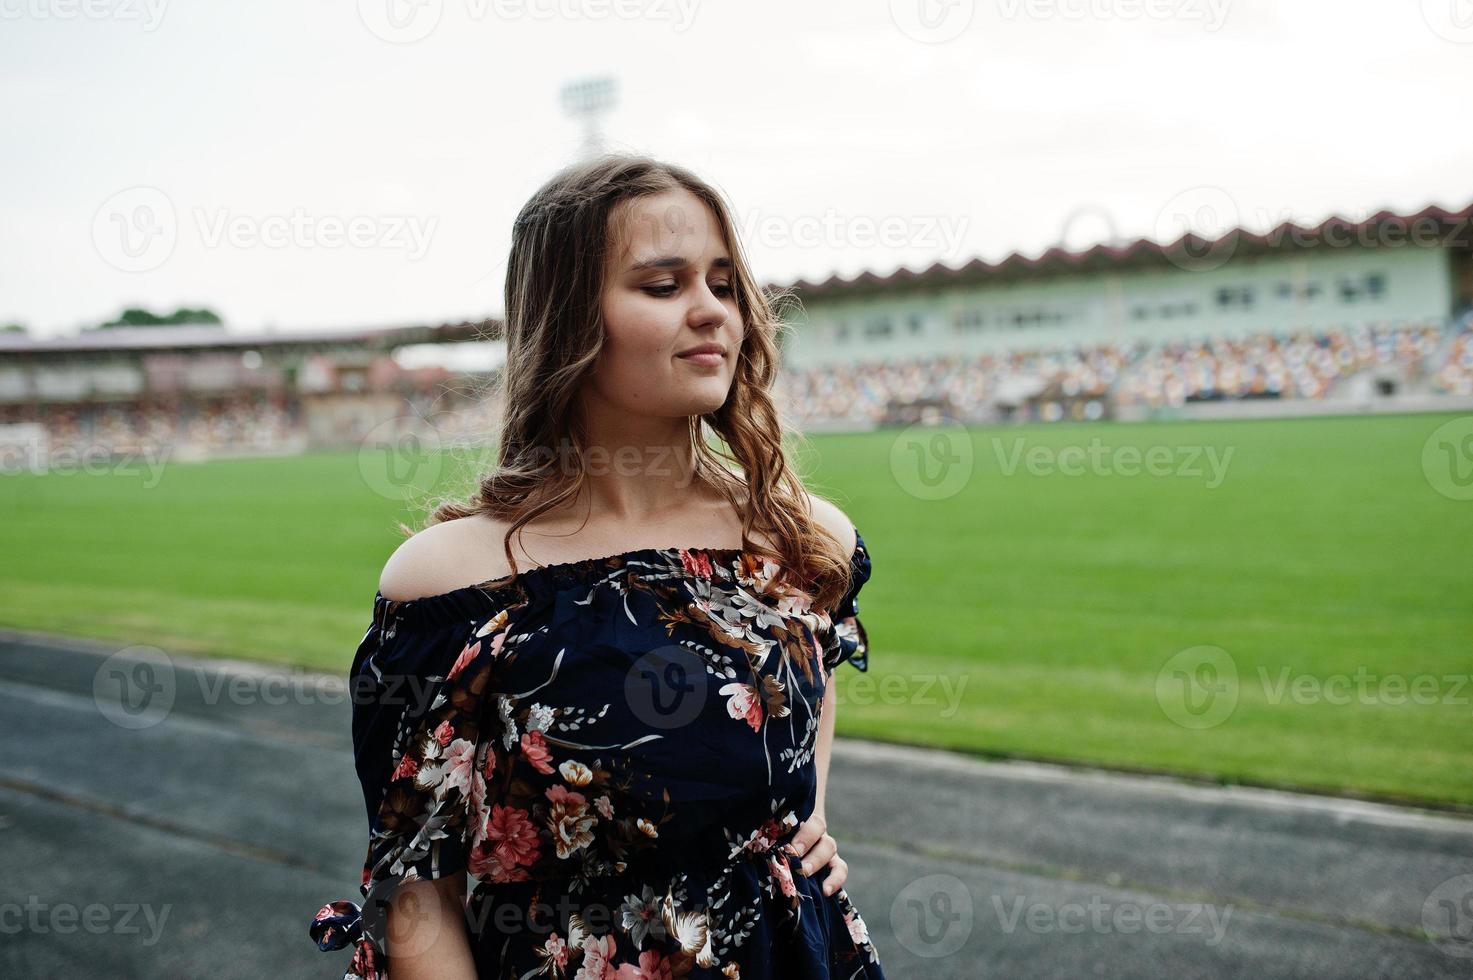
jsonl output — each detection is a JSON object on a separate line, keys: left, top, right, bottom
{"left": 0, "top": 318, "right": 502, "bottom": 355}
{"left": 780, "top": 200, "right": 1473, "bottom": 300}
{"left": 10, "top": 200, "right": 1469, "bottom": 350}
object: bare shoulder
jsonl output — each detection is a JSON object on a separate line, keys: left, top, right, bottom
{"left": 804, "top": 491, "right": 858, "bottom": 557}
{"left": 377, "top": 515, "right": 514, "bottom": 602}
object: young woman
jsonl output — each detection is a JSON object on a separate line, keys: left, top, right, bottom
{"left": 309, "top": 154, "right": 883, "bottom": 979}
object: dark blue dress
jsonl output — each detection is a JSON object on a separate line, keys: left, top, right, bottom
{"left": 310, "top": 530, "right": 883, "bottom": 980}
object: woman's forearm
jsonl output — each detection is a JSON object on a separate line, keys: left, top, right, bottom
{"left": 385, "top": 874, "right": 478, "bottom": 980}
{"left": 814, "top": 687, "right": 838, "bottom": 819}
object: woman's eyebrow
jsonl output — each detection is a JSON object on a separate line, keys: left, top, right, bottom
{"left": 628, "top": 255, "right": 733, "bottom": 272}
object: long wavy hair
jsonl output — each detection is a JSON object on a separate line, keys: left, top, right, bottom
{"left": 422, "top": 153, "right": 854, "bottom": 617}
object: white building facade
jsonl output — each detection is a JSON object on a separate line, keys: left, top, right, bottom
{"left": 781, "top": 204, "right": 1473, "bottom": 368}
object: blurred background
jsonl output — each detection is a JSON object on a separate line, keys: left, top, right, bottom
{"left": 2, "top": 2, "right": 1472, "bottom": 978}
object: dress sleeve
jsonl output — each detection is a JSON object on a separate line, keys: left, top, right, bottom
{"left": 821, "top": 528, "right": 873, "bottom": 673}
{"left": 309, "top": 592, "right": 518, "bottom": 980}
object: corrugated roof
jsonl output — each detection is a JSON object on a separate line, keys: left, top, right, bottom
{"left": 777, "top": 200, "right": 1473, "bottom": 299}
{"left": 0, "top": 318, "right": 499, "bottom": 355}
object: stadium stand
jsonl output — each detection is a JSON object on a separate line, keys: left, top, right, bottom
{"left": 776, "top": 318, "right": 1464, "bottom": 428}
{"left": 0, "top": 321, "right": 498, "bottom": 469}
{"left": 1113, "top": 321, "right": 1446, "bottom": 407}
{"left": 1432, "top": 320, "right": 1473, "bottom": 396}
{"left": 5, "top": 316, "right": 1473, "bottom": 469}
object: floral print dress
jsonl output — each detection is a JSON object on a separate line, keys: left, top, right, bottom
{"left": 309, "top": 529, "right": 883, "bottom": 980}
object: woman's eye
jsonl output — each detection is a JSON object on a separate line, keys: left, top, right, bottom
{"left": 641, "top": 281, "right": 734, "bottom": 298}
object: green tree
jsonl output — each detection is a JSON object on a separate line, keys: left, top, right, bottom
{"left": 91, "top": 307, "right": 223, "bottom": 330}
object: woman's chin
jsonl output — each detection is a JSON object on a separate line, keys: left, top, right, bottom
{"left": 676, "top": 395, "right": 731, "bottom": 418}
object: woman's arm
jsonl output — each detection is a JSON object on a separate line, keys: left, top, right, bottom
{"left": 790, "top": 688, "right": 848, "bottom": 896}
{"left": 384, "top": 873, "right": 478, "bottom": 980}
{"left": 813, "top": 687, "right": 837, "bottom": 821}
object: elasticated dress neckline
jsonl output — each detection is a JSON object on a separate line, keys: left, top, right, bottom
{"left": 372, "top": 531, "right": 867, "bottom": 627}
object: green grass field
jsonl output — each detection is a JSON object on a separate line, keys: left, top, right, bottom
{"left": 2, "top": 412, "right": 1470, "bottom": 806}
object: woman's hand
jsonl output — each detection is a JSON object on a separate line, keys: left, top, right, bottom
{"left": 786, "top": 811, "right": 848, "bottom": 896}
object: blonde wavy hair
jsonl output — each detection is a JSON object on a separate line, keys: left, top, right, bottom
{"left": 423, "top": 153, "right": 854, "bottom": 617}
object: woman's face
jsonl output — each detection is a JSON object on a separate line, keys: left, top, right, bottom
{"left": 592, "top": 186, "right": 746, "bottom": 421}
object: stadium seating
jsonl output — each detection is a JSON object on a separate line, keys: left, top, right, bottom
{"left": 778, "top": 318, "right": 1463, "bottom": 426}
{"left": 5, "top": 318, "right": 1471, "bottom": 465}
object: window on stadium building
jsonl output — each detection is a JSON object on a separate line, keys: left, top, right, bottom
{"left": 1152, "top": 301, "right": 1198, "bottom": 319}
{"left": 955, "top": 310, "right": 986, "bottom": 332}
{"left": 1279, "top": 281, "right": 1323, "bottom": 302}
{"left": 1215, "top": 285, "right": 1254, "bottom": 308}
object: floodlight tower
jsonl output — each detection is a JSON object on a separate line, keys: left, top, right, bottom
{"left": 560, "top": 76, "right": 619, "bottom": 160}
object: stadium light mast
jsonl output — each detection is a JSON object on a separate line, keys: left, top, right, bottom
{"left": 560, "top": 76, "right": 618, "bottom": 160}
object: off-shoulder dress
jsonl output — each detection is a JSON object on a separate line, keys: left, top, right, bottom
{"left": 309, "top": 529, "right": 883, "bottom": 980}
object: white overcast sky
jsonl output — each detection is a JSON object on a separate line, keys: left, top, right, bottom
{"left": 2, "top": 0, "right": 1471, "bottom": 338}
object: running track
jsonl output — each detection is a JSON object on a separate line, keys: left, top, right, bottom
{"left": 1, "top": 630, "right": 1470, "bottom": 979}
